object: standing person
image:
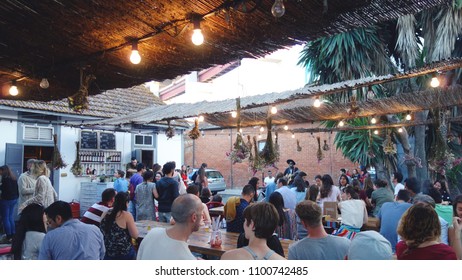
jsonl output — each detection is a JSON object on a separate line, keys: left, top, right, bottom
{"left": 135, "top": 170, "right": 158, "bottom": 221}
{"left": 351, "top": 168, "right": 360, "bottom": 181}
{"left": 291, "top": 171, "right": 308, "bottom": 204}
{"left": 11, "top": 203, "right": 46, "bottom": 260}
{"left": 392, "top": 172, "right": 405, "bottom": 198}
{"left": 100, "top": 192, "right": 138, "bottom": 260}
{"left": 125, "top": 157, "right": 138, "bottom": 179}
{"left": 288, "top": 200, "right": 350, "bottom": 260}
{"left": 113, "top": 170, "right": 128, "bottom": 193}
{"left": 154, "top": 171, "right": 162, "bottom": 183}
{"left": 269, "top": 192, "right": 296, "bottom": 240}
{"left": 152, "top": 163, "right": 162, "bottom": 175}
{"left": 137, "top": 194, "right": 203, "bottom": 260}
{"left": 263, "top": 170, "right": 274, "bottom": 187}
{"left": 180, "top": 164, "right": 188, "bottom": 187}
{"left": 39, "top": 201, "right": 105, "bottom": 260}
{"left": 19, "top": 160, "right": 57, "bottom": 213}
{"left": 128, "top": 163, "right": 145, "bottom": 221}
{"left": 17, "top": 159, "right": 37, "bottom": 214}
{"left": 194, "top": 163, "right": 208, "bottom": 192}
{"left": 80, "top": 188, "right": 116, "bottom": 227}
{"left": 338, "top": 174, "right": 349, "bottom": 192}
{"left": 156, "top": 162, "right": 180, "bottom": 223}
{"left": 371, "top": 179, "right": 394, "bottom": 217}
{"left": 449, "top": 195, "right": 462, "bottom": 259}
{"left": 0, "top": 165, "right": 19, "bottom": 243}
{"left": 248, "top": 177, "right": 261, "bottom": 202}
{"left": 376, "top": 189, "right": 412, "bottom": 252}
{"left": 283, "top": 159, "right": 298, "bottom": 182}
{"left": 314, "top": 174, "right": 322, "bottom": 188}
{"left": 221, "top": 203, "right": 285, "bottom": 260}
{"left": 358, "top": 166, "right": 369, "bottom": 187}
{"left": 275, "top": 177, "right": 297, "bottom": 211}
{"left": 396, "top": 203, "right": 457, "bottom": 260}
{"left": 265, "top": 172, "right": 283, "bottom": 203}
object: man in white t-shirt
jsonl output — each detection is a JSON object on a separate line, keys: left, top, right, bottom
{"left": 137, "top": 194, "right": 203, "bottom": 260}
{"left": 263, "top": 170, "right": 274, "bottom": 187}
{"left": 392, "top": 172, "right": 405, "bottom": 198}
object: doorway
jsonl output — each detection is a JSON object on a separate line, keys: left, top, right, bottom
{"left": 23, "top": 145, "right": 54, "bottom": 171}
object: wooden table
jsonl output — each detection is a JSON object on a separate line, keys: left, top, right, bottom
{"left": 136, "top": 220, "right": 292, "bottom": 258}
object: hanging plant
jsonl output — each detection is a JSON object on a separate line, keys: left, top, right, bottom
{"left": 226, "top": 97, "right": 250, "bottom": 164}
{"left": 383, "top": 133, "right": 397, "bottom": 155}
{"left": 249, "top": 136, "right": 264, "bottom": 175}
{"left": 68, "top": 70, "right": 96, "bottom": 112}
{"left": 316, "top": 136, "right": 324, "bottom": 162}
{"left": 70, "top": 141, "right": 83, "bottom": 176}
{"left": 297, "top": 139, "right": 302, "bottom": 152}
{"left": 322, "top": 139, "right": 330, "bottom": 151}
{"left": 188, "top": 118, "right": 201, "bottom": 140}
{"left": 274, "top": 131, "right": 280, "bottom": 162}
{"left": 428, "top": 109, "right": 454, "bottom": 174}
{"left": 53, "top": 134, "right": 67, "bottom": 169}
{"left": 165, "top": 120, "right": 175, "bottom": 139}
{"left": 259, "top": 109, "right": 278, "bottom": 166}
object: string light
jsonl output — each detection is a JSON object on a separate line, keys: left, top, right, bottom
{"left": 373, "top": 129, "right": 379, "bottom": 135}
{"left": 313, "top": 97, "right": 321, "bottom": 108}
{"left": 283, "top": 125, "right": 289, "bottom": 131}
{"left": 191, "top": 19, "right": 204, "bottom": 46}
{"left": 338, "top": 120, "right": 345, "bottom": 127}
{"left": 291, "top": 133, "right": 295, "bottom": 138}
{"left": 430, "top": 73, "right": 440, "bottom": 88}
{"left": 398, "top": 127, "right": 403, "bottom": 133}
{"left": 39, "top": 78, "right": 49, "bottom": 89}
{"left": 9, "top": 81, "right": 18, "bottom": 96}
{"left": 371, "top": 116, "right": 377, "bottom": 124}
{"left": 198, "top": 115, "right": 204, "bottom": 122}
{"left": 231, "top": 111, "right": 237, "bottom": 118}
{"left": 271, "top": 0, "right": 285, "bottom": 18}
{"left": 260, "top": 126, "right": 265, "bottom": 132}
{"left": 258, "top": 134, "right": 262, "bottom": 139}
{"left": 130, "top": 43, "right": 141, "bottom": 64}
{"left": 405, "top": 112, "right": 412, "bottom": 121}
{"left": 271, "top": 106, "right": 277, "bottom": 114}
{"left": 239, "top": 128, "right": 243, "bottom": 133}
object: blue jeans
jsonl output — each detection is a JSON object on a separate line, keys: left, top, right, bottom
{"left": 0, "top": 199, "right": 18, "bottom": 236}
{"left": 158, "top": 212, "right": 171, "bottom": 223}
{"left": 128, "top": 201, "right": 136, "bottom": 221}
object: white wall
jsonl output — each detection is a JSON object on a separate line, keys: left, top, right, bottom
{"left": 117, "top": 131, "right": 133, "bottom": 167}
{"left": 0, "top": 112, "right": 18, "bottom": 166}
{"left": 157, "top": 133, "right": 182, "bottom": 166}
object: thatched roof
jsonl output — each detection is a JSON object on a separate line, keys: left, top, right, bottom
{"left": 0, "top": 0, "right": 449, "bottom": 101}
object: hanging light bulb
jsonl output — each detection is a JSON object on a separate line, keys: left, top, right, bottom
{"left": 9, "top": 81, "right": 18, "bottom": 96}
{"left": 231, "top": 111, "right": 237, "bottom": 118}
{"left": 283, "top": 125, "right": 289, "bottom": 131}
{"left": 258, "top": 134, "right": 262, "bottom": 139}
{"left": 313, "top": 97, "right": 321, "bottom": 108}
{"left": 338, "top": 120, "right": 345, "bottom": 127}
{"left": 371, "top": 116, "right": 377, "bottom": 124}
{"left": 191, "top": 19, "right": 204, "bottom": 46}
{"left": 239, "top": 128, "right": 243, "bottom": 133}
{"left": 198, "top": 115, "right": 204, "bottom": 122}
{"left": 260, "top": 126, "right": 265, "bottom": 132}
{"left": 405, "top": 112, "right": 412, "bottom": 121}
{"left": 291, "top": 133, "right": 295, "bottom": 139}
{"left": 130, "top": 42, "right": 141, "bottom": 64}
{"left": 398, "top": 127, "right": 403, "bottom": 133}
{"left": 430, "top": 73, "right": 440, "bottom": 88}
{"left": 271, "top": 0, "right": 285, "bottom": 18}
{"left": 271, "top": 106, "right": 277, "bottom": 114}
{"left": 39, "top": 78, "right": 49, "bottom": 89}
{"left": 373, "top": 129, "right": 379, "bottom": 135}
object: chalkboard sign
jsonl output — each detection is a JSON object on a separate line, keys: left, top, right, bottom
{"left": 99, "top": 132, "right": 116, "bottom": 150}
{"left": 80, "top": 131, "right": 98, "bottom": 149}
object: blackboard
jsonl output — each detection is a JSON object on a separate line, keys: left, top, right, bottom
{"left": 80, "top": 131, "right": 98, "bottom": 149}
{"left": 99, "top": 132, "right": 116, "bottom": 150}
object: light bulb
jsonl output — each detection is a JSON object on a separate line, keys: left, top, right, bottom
{"left": 258, "top": 134, "right": 262, "bottom": 139}
{"left": 260, "top": 126, "right": 264, "bottom": 132}
{"left": 313, "top": 98, "right": 321, "bottom": 108}
{"left": 283, "top": 125, "right": 289, "bottom": 131}
{"left": 291, "top": 133, "right": 295, "bottom": 139}
{"left": 430, "top": 76, "right": 440, "bottom": 88}
{"left": 198, "top": 115, "right": 204, "bottom": 122}
{"left": 191, "top": 20, "right": 204, "bottom": 46}
{"left": 9, "top": 83, "right": 18, "bottom": 96}
{"left": 398, "top": 128, "right": 403, "bottom": 133}
{"left": 239, "top": 128, "right": 243, "bottom": 133}
{"left": 371, "top": 117, "right": 377, "bottom": 124}
{"left": 231, "top": 111, "right": 237, "bottom": 118}
{"left": 130, "top": 43, "right": 141, "bottom": 64}
{"left": 271, "top": 106, "right": 277, "bottom": 114}
{"left": 374, "top": 129, "right": 379, "bottom": 135}
{"left": 271, "top": 0, "right": 285, "bottom": 18}
{"left": 338, "top": 120, "right": 344, "bottom": 127}
{"left": 39, "top": 78, "right": 49, "bottom": 89}
{"left": 405, "top": 113, "right": 412, "bottom": 121}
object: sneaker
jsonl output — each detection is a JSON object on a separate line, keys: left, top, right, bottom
{"left": 0, "top": 236, "right": 11, "bottom": 244}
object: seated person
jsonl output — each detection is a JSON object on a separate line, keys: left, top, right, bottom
{"left": 220, "top": 202, "right": 285, "bottom": 260}
{"left": 224, "top": 184, "right": 255, "bottom": 233}
{"left": 206, "top": 195, "right": 224, "bottom": 209}
{"left": 81, "top": 188, "right": 116, "bottom": 226}
{"left": 347, "top": 231, "right": 393, "bottom": 260}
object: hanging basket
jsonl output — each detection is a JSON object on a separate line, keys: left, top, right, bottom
{"left": 70, "top": 141, "right": 83, "bottom": 176}
{"left": 53, "top": 134, "right": 67, "bottom": 169}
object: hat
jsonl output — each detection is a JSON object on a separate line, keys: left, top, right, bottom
{"left": 348, "top": 231, "right": 393, "bottom": 260}
{"left": 286, "top": 159, "right": 296, "bottom": 165}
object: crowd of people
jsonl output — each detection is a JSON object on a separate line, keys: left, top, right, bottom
{"left": 1, "top": 157, "right": 462, "bottom": 260}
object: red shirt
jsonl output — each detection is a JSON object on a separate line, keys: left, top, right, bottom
{"left": 396, "top": 241, "right": 457, "bottom": 260}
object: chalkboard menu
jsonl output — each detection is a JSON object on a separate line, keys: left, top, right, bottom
{"left": 80, "top": 131, "right": 98, "bottom": 149}
{"left": 99, "top": 132, "right": 116, "bottom": 150}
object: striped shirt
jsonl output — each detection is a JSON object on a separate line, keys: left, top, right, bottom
{"left": 80, "top": 202, "right": 111, "bottom": 226}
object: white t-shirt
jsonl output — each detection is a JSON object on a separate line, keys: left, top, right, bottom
{"left": 318, "top": 186, "right": 341, "bottom": 212}
{"left": 394, "top": 183, "right": 405, "bottom": 196}
{"left": 339, "top": 199, "right": 366, "bottom": 228}
{"left": 137, "top": 228, "right": 196, "bottom": 260}
{"left": 264, "top": 176, "right": 274, "bottom": 186}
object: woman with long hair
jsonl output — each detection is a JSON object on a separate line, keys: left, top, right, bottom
{"left": 433, "top": 179, "right": 451, "bottom": 205}
{"left": 248, "top": 177, "right": 261, "bottom": 202}
{"left": 333, "top": 186, "right": 368, "bottom": 239}
{"left": 291, "top": 171, "right": 308, "bottom": 204}
{"left": 338, "top": 174, "right": 349, "bottom": 191}
{"left": 318, "top": 174, "right": 341, "bottom": 212}
{"left": 180, "top": 164, "right": 188, "bottom": 186}
{"left": 135, "top": 170, "right": 158, "bottom": 221}
{"left": 268, "top": 192, "right": 296, "bottom": 240}
{"left": 221, "top": 203, "right": 285, "bottom": 260}
{"left": 11, "top": 203, "right": 46, "bottom": 259}
{"left": 19, "top": 160, "right": 57, "bottom": 213}
{"left": 305, "top": 185, "right": 319, "bottom": 202}
{"left": 363, "top": 176, "right": 375, "bottom": 199}
{"left": 0, "top": 165, "right": 19, "bottom": 243}
{"left": 100, "top": 192, "right": 139, "bottom": 260}
{"left": 396, "top": 203, "right": 456, "bottom": 259}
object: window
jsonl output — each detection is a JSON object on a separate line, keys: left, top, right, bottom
{"left": 258, "top": 140, "right": 266, "bottom": 152}
{"left": 134, "top": 134, "right": 153, "bottom": 146}
{"left": 24, "top": 126, "right": 53, "bottom": 141}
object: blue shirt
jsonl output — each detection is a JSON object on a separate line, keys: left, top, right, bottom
{"left": 265, "top": 182, "right": 277, "bottom": 202}
{"left": 226, "top": 198, "right": 249, "bottom": 234}
{"left": 377, "top": 202, "right": 412, "bottom": 252}
{"left": 39, "top": 219, "right": 105, "bottom": 260}
{"left": 113, "top": 178, "right": 129, "bottom": 193}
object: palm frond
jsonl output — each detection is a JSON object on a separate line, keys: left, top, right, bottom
{"left": 396, "top": 14, "right": 420, "bottom": 68}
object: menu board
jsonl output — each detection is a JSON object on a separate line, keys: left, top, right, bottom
{"left": 80, "top": 131, "right": 98, "bottom": 149}
{"left": 99, "top": 132, "right": 116, "bottom": 150}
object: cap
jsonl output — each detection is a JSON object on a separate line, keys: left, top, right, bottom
{"left": 348, "top": 231, "right": 393, "bottom": 260}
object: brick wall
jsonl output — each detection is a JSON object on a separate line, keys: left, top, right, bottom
{"left": 184, "top": 124, "right": 355, "bottom": 189}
